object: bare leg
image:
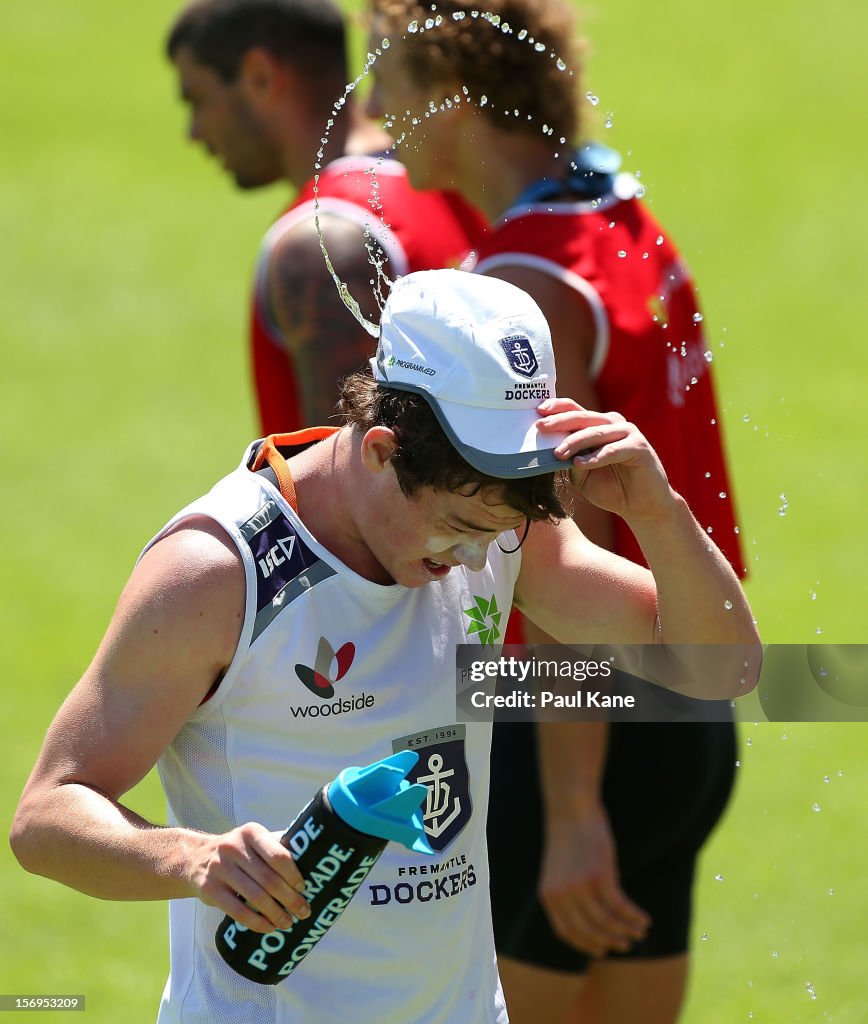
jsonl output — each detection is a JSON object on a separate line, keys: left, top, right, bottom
{"left": 498, "top": 955, "right": 588, "bottom": 1024}
{"left": 566, "top": 954, "right": 689, "bottom": 1024}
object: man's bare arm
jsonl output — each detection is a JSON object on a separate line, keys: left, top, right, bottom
{"left": 10, "top": 519, "right": 310, "bottom": 932}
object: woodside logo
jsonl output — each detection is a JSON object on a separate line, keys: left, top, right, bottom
{"left": 294, "top": 636, "right": 356, "bottom": 699}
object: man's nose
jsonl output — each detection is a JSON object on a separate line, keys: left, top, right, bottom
{"left": 453, "top": 541, "right": 487, "bottom": 573}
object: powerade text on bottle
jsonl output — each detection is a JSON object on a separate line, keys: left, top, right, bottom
{"left": 215, "top": 750, "right": 432, "bottom": 984}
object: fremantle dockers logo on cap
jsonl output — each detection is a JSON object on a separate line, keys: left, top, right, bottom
{"left": 500, "top": 335, "right": 538, "bottom": 378}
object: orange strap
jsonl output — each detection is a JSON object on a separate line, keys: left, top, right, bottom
{"left": 250, "top": 427, "right": 340, "bottom": 513}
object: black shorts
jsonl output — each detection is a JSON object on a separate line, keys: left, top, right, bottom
{"left": 487, "top": 720, "right": 737, "bottom": 972}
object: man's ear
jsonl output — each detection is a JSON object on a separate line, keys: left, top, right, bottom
{"left": 237, "top": 47, "right": 283, "bottom": 104}
{"left": 360, "top": 426, "right": 398, "bottom": 473}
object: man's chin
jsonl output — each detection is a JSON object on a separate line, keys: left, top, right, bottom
{"left": 233, "top": 170, "right": 280, "bottom": 191}
{"left": 233, "top": 175, "right": 266, "bottom": 191}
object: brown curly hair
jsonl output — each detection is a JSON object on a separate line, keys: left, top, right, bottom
{"left": 338, "top": 370, "right": 568, "bottom": 523}
{"left": 368, "top": 0, "right": 584, "bottom": 141}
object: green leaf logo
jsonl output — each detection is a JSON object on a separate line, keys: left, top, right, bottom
{"left": 463, "top": 594, "right": 502, "bottom": 646}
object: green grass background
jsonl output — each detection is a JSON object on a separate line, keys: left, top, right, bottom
{"left": 1, "top": 0, "right": 865, "bottom": 1019}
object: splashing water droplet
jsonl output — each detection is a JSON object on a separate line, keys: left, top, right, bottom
{"left": 806, "top": 982, "right": 817, "bottom": 1001}
{"left": 604, "top": 112, "right": 614, "bottom": 128}
{"left": 617, "top": 250, "right": 627, "bottom": 258}
{"left": 656, "top": 234, "right": 664, "bottom": 245}
{"left": 778, "top": 493, "right": 789, "bottom": 516}
{"left": 407, "top": 19, "right": 418, "bottom": 32}
{"left": 812, "top": 803, "right": 821, "bottom": 812}
{"left": 823, "top": 774, "right": 830, "bottom": 783}
{"left": 693, "top": 312, "right": 704, "bottom": 323}
{"left": 714, "top": 873, "right": 724, "bottom": 882}
{"left": 719, "top": 491, "right": 727, "bottom": 499}
{"left": 742, "top": 414, "right": 750, "bottom": 423}
{"left": 585, "top": 90, "right": 600, "bottom": 105}
{"left": 535, "top": 41, "right": 546, "bottom": 52}
{"left": 724, "top": 600, "right": 733, "bottom": 610}
{"left": 771, "top": 950, "right": 780, "bottom": 959}
{"left": 704, "top": 350, "right": 714, "bottom": 363}
{"left": 556, "top": 58, "right": 567, "bottom": 71}
{"left": 700, "top": 932, "right": 709, "bottom": 941}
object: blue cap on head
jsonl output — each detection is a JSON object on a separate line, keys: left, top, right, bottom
{"left": 327, "top": 750, "right": 434, "bottom": 855}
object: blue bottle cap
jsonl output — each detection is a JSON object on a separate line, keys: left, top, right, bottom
{"left": 328, "top": 750, "right": 434, "bottom": 855}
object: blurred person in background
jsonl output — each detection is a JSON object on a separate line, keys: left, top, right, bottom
{"left": 167, "top": 0, "right": 487, "bottom": 434}
{"left": 367, "top": 2, "right": 748, "bottom": 1022}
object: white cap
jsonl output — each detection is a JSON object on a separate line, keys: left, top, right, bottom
{"left": 371, "top": 269, "right": 571, "bottom": 479}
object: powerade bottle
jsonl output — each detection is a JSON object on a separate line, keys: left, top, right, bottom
{"left": 215, "top": 750, "right": 433, "bottom": 984}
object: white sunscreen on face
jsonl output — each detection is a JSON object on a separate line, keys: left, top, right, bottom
{"left": 452, "top": 540, "right": 488, "bottom": 572}
{"left": 423, "top": 534, "right": 488, "bottom": 572}
{"left": 424, "top": 535, "right": 455, "bottom": 554}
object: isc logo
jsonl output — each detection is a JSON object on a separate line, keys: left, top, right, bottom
{"left": 258, "top": 535, "right": 295, "bottom": 578}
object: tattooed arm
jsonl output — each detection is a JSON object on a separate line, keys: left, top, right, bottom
{"left": 263, "top": 213, "right": 385, "bottom": 426}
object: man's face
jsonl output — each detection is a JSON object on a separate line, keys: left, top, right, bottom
{"left": 366, "top": 472, "right": 527, "bottom": 588}
{"left": 172, "top": 46, "right": 282, "bottom": 189}
{"left": 364, "top": 22, "right": 462, "bottom": 191}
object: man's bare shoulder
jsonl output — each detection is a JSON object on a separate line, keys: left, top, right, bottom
{"left": 271, "top": 211, "right": 371, "bottom": 274}
{"left": 126, "top": 515, "right": 247, "bottom": 671}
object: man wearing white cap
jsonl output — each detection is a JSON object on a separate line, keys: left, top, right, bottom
{"left": 11, "top": 270, "right": 760, "bottom": 1024}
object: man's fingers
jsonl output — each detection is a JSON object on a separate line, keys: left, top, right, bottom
{"left": 575, "top": 891, "right": 639, "bottom": 950}
{"left": 219, "top": 888, "right": 291, "bottom": 934}
{"left": 193, "top": 823, "right": 312, "bottom": 931}
{"left": 545, "top": 897, "right": 617, "bottom": 957}
{"left": 541, "top": 883, "right": 650, "bottom": 955}
{"left": 542, "top": 899, "right": 607, "bottom": 957}
{"left": 227, "top": 853, "right": 311, "bottom": 930}
{"left": 603, "top": 886, "right": 651, "bottom": 936}
{"left": 535, "top": 404, "right": 626, "bottom": 433}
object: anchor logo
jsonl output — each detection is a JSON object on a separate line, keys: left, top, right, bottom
{"left": 499, "top": 335, "right": 539, "bottom": 378}
{"left": 417, "top": 753, "right": 463, "bottom": 839}
{"left": 392, "top": 727, "right": 472, "bottom": 851}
